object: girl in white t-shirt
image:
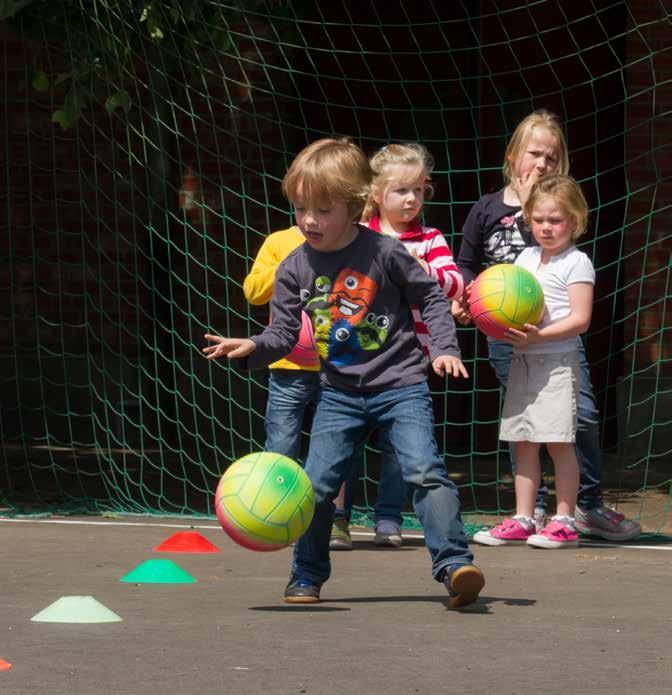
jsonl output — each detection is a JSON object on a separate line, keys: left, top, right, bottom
{"left": 474, "top": 175, "right": 594, "bottom": 549}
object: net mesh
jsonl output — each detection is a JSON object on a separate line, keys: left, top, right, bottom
{"left": 1, "top": 1, "right": 670, "bottom": 534}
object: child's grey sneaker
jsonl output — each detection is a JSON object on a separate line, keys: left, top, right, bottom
{"left": 373, "top": 519, "right": 402, "bottom": 547}
{"left": 442, "top": 564, "right": 485, "bottom": 609}
{"left": 574, "top": 505, "right": 641, "bottom": 541}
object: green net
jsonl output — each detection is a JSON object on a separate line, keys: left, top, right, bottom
{"left": 1, "top": 1, "right": 670, "bottom": 535}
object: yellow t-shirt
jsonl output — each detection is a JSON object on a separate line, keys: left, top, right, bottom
{"left": 243, "top": 226, "right": 318, "bottom": 371}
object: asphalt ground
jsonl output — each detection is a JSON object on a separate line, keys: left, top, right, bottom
{"left": 1, "top": 517, "right": 671, "bottom": 695}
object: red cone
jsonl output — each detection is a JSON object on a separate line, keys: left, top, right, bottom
{"left": 154, "top": 531, "right": 220, "bottom": 553}
{"left": 0, "top": 658, "right": 12, "bottom": 671}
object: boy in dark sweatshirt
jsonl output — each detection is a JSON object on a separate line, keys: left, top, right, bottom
{"left": 204, "top": 138, "right": 484, "bottom": 607}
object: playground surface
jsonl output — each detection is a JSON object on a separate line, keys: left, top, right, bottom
{"left": 1, "top": 516, "right": 671, "bottom": 695}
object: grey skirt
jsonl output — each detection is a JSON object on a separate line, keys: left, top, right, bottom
{"left": 500, "top": 351, "right": 580, "bottom": 443}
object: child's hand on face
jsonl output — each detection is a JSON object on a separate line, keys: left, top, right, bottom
{"left": 514, "top": 169, "right": 542, "bottom": 208}
{"left": 432, "top": 354, "right": 469, "bottom": 379}
{"left": 202, "top": 335, "right": 256, "bottom": 360}
{"left": 503, "top": 323, "right": 541, "bottom": 348}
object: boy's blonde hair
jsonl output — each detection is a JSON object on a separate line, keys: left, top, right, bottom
{"left": 361, "top": 142, "right": 434, "bottom": 221}
{"left": 282, "top": 138, "right": 371, "bottom": 220}
{"left": 523, "top": 174, "right": 589, "bottom": 240}
{"left": 503, "top": 110, "right": 569, "bottom": 185}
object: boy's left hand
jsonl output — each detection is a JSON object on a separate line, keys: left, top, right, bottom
{"left": 503, "top": 324, "right": 541, "bottom": 348}
{"left": 432, "top": 355, "right": 469, "bottom": 379}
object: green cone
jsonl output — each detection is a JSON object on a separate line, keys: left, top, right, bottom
{"left": 120, "top": 558, "right": 196, "bottom": 584}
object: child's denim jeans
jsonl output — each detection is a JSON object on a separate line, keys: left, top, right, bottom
{"left": 291, "top": 381, "right": 473, "bottom": 585}
{"left": 266, "top": 370, "right": 406, "bottom": 524}
{"left": 264, "top": 370, "right": 321, "bottom": 461}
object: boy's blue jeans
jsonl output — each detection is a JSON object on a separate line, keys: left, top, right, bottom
{"left": 266, "top": 370, "right": 406, "bottom": 524}
{"left": 487, "top": 337, "right": 603, "bottom": 511}
{"left": 292, "top": 382, "right": 473, "bottom": 586}
{"left": 338, "top": 437, "right": 407, "bottom": 526}
{"left": 264, "top": 370, "right": 322, "bottom": 461}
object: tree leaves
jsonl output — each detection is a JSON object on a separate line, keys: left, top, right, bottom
{"left": 31, "top": 68, "right": 49, "bottom": 92}
{"left": 51, "top": 87, "right": 83, "bottom": 130}
{"left": 105, "top": 89, "right": 131, "bottom": 115}
{"left": 0, "top": 0, "right": 16, "bottom": 20}
{"left": 9, "top": 0, "right": 288, "bottom": 128}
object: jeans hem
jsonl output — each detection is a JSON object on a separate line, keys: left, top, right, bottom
{"left": 373, "top": 515, "right": 404, "bottom": 525}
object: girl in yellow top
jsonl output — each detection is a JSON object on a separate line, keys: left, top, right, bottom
{"left": 243, "top": 226, "right": 321, "bottom": 460}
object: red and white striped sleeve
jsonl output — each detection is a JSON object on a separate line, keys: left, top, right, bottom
{"left": 422, "top": 227, "right": 465, "bottom": 300}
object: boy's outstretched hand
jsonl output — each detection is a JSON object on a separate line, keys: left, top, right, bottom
{"left": 202, "top": 335, "right": 256, "bottom": 360}
{"left": 432, "top": 355, "right": 469, "bottom": 379}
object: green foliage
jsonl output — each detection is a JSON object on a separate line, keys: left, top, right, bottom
{"left": 30, "top": 67, "right": 49, "bottom": 92}
{"left": 51, "top": 86, "right": 83, "bottom": 129}
{"left": 104, "top": 88, "right": 131, "bottom": 115}
{"left": 0, "top": 0, "right": 16, "bottom": 19}
{"left": 4, "top": 0, "right": 284, "bottom": 128}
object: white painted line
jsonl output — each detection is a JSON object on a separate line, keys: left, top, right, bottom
{"left": 0, "top": 517, "right": 424, "bottom": 537}
{"left": 578, "top": 541, "right": 672, "bottom": 551}
{"left": 1, "top": 517, "right": 669, "bottom": 550}
{"left": 0, "top": 517, "right": 221, "bottom": 530}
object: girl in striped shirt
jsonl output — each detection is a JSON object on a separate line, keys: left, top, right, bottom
{"left": 330, "top": 143, "right": 465, "bottom": 550}
{"left": 363, "top": 143, "right": 464, "bottom": 353}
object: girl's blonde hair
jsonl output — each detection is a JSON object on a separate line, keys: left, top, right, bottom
{"left": 282, "top": 138, "right": 371, "bottom": 220}
{"left": 503, "top": 110, "right": 569, "bottom": 185}
{"left": 523, "top": 174, "right": 589, "bottom": 240}
{"left": 361, "top": 142, "right": 434, "bottom": 221}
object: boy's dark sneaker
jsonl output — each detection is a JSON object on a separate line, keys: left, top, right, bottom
{"left": 443, "top": 564, "right": 485, "bottom": 609}
{"left": 284, "top": 576, "right": 321, "bottom": 604}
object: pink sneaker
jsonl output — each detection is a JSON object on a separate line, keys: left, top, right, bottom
{"left": 527, "top": 518, "right": 579, "bottom": 549}
{"left": 472, "top": 517, "right": 534, "bottom": 546}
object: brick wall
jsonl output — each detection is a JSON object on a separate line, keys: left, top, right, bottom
{"left": 624, "top": 4, "right": 672, "bottom": 376}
